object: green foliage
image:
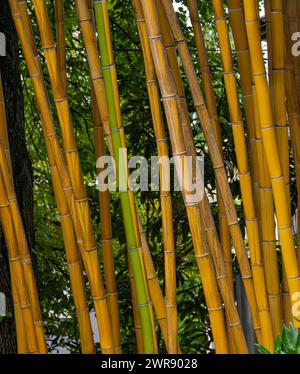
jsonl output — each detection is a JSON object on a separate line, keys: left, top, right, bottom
{"left": 257, "top": 324, "right": 300, "bottom": 354}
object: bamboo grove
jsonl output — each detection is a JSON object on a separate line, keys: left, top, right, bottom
{"left": 1, "top": 0, "right": 300, "bottom": 354}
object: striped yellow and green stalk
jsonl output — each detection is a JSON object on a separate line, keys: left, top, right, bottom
{"left": 93, "top": 0, "right": 155, "bottom": 354}
{"left": 243, "top": 0, "right": 300, "bottom": 327}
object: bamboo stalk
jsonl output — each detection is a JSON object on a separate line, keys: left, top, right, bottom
{"left": 0, "top": 159, "right": 38, "bottom": 353}
{"left": 243, "top": 0, "right": 300, "bottom": 327}
{"left": 93, "top": 0, "right": 155, "bottom": 353}
{"left": 54, "top": 0, "right": 67, "bottom": 94}
{"left": 160, "top": 0, "right": 261, "bottom": 344}
{"left": 270, "top": 0, "right": 290, "bottom": 209}
{"left": 10, "top": 0, "right": 96, "bottom": 354}
{"left": 11, "top": 274, "right": 29, "bottom": 353}
{"left": 187, "top": 0, "right": 233, "bottom": 291}
{"left": 92, "top": 90, "right": 121, "bottom": 353}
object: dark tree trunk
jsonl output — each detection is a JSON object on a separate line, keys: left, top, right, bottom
{"left": 0, "top": 0, "right": 35, "bottom": 353}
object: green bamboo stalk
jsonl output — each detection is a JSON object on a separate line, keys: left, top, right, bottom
{"left": 93, "top": 0, "right": 155, "bottom": 353}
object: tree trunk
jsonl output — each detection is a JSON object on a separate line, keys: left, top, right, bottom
{"left": 0, "top": 0, "right": 35, "bottom": 353}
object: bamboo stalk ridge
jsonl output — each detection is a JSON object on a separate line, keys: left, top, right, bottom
{"left": 28, "top": 0, "right": 116, "bottom": 352}
{"left": 187, "top": 0, "right": 233, "bottom": 291}
{"left": 10, "top": 0, "right": 97, "bottom": 354}
{"left": 160, "top": 0, "right": 262, "bottom": 344}
{"left": 155, "top": 0, "right": 249, "bottom": 353}
{"left": 243, "top": 0, "right": 300, "bottom": 327}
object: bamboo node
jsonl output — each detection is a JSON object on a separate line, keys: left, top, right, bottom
{"left": 137, "top": 302, "right": 150, "bottom": 308}
{"left": 195, "top": 253, "right": 209, "bottom": 259}
{"left": 93, "top": 294, "right": 107, "bottom": 301}
{"left": 208, "top": 306, "right": 224, "bottom": 313}
{"left": 83, "top": 246, "right": 97, "bottom": 253}
{"left": 102, "top": 63, "right": 115, "bottom": 71}
{"left": 9, "top": 255, "right": 21, "bottom": 262}
{"left": 110, "top": 126, "right": 123, "bottom": 133}
{"left": 128, "top": 247, "right": 139, "bottom": 253}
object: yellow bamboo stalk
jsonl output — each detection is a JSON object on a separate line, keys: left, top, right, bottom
{"left": 187, "top": 0, "right": 233, "bottom": 291}
{"left": 264, "top": 0, "right": 290, "bottom": 328}
{"left": 0, "top": 74, "right": 47, "bottom": 353}
{"left": 11, "top": 275, "right": 29, "bottom": 353}
{"left": 0, "top": 161, "right": 38, "bottom": 353}
{"left": 243, "top": 0, "right": 300, "bottom": 327}
{"left": 54, "top": 0, "right": 67, "bottom": 94}
{"left": 92, "top": 91, "right": 121, "bottom": 353}
{"left": 270, "top": 0, "right": 290, "bottom": 208}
